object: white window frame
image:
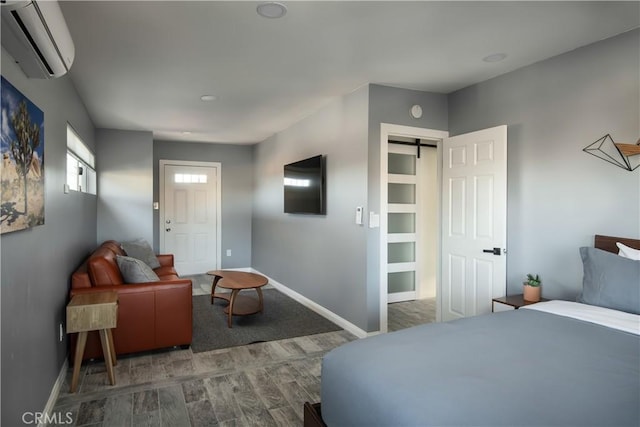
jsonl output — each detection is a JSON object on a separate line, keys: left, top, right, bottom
{"left": 66, "top": 124, "right": 96, "bottom": 195}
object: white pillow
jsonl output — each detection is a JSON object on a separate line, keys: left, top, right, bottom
{"left": 616, "top": 242, "right": 640, "bottom": 261}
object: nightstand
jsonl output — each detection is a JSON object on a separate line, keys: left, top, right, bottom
{"left": 492, "top": 294, "right": 549, "bottom": 312}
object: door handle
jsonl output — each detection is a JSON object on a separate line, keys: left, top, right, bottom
{"left": 166, "top": 219, "right": 171, "bottom": 224}
{"left": 483, "top": 247, "right": 502, "bottom": 255}
{"left": 166, "top": 228, "right": 171, "bottom": 232}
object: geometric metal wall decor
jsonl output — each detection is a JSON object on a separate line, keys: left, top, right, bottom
{"left": 583, "top": 134, "right": 640, "bottom": 171}
{"left": 1, "top": 76, "right": 45, "bottom": 234}
{"left": 615, "top": 139, "right": 640, "bottom": 171}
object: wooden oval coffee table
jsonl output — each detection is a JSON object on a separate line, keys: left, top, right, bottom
{"left": 207, "top": 270, "right": 269, "bottom": 328}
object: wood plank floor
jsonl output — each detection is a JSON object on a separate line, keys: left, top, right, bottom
{"left": 388, "top": 297, "right": 436, "bottom": 332}
{"left": 52, "top": 299, "right": 434, "bottom": 426}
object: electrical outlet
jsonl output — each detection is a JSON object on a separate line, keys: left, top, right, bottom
{"left": 59, "top": 323, "right": 64, "bottom": 342}
{"left": 226, "top": 249, "right": 232, "bottom": 257}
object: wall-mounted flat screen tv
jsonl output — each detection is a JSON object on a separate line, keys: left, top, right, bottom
{"left": 284, "top": 155, "right": 326, "bottom": 214}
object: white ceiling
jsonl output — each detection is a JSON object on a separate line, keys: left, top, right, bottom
{"left": 58, "top": 1, "right": 639, "bottom": 144}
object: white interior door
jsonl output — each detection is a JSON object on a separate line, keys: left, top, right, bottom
{"left": 386, "top": 143, "right": 438, "bottom": 303}
{"left": 441, "top": 125, "right": 507, "bottom": 321}
{"left": 160, "top": 161, "right": 221, "bottom": 275}
{"left": 387, "top": 144, "right": 419, "bottom": 303}
{"left": 379, "top": 124, "right": 448, "bottom": 334}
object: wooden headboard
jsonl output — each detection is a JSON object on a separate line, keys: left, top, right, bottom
{"left": 594, "top": 235, "right": 640, "bottom": 253}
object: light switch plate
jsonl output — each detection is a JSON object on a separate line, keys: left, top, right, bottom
{"left": 369, "top": 212, "right": 380, "bottom": 228}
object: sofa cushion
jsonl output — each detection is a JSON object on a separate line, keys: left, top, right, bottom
{"left": 102, "top": 240, "right": 126, "bottom": 257}
{"left": 121, "top": 238, "right": 161, "bottom": 269}
{"left": 116, "top": 255, "right": 161, "bottom": 283}
{"left": 154, "top": 265, "right": 179, "bottom": 278}
{"left": 71, "top": 262, "right": 92, "bottom": 289}
{"left": 88, "top": 247, "right": 124, "bottom": 286}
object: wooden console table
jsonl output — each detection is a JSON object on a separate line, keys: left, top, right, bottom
{"left": 66, "top": 291, "right": 118, "bottom": 393}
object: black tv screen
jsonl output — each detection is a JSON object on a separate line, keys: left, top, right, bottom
{"left": 284, "top": 155, "right": 326, "bottom": 214}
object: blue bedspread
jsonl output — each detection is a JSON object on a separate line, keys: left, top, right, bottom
{"left": 321, "top": 308, "right": 640, "bottom": 426}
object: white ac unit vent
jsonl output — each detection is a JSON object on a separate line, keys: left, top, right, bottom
{"left": 1, "top": 0, "right": 75, "bottom": 79}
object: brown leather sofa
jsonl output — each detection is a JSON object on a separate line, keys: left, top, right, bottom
{"left": 70, "top": 240, "right": 192, "bottom": 360}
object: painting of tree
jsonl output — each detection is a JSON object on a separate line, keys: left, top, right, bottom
{"left": 1, "top": 76, "right": 45, "bottom": 234}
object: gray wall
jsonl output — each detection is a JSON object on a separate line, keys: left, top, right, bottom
{"left": 448, "top": 29, "right": 640, "bottom": 299}
{"left": 251, "top": 84, "right": 448, "bottom": 332}
{"left": 153, "top": 141, "right": 254, "bottom": 268}
{"left": 366, "top": 85, "right": 448, "bottom": 330}
{"left": 252, "top": 86, "right": 370, "bottom": 330}
{"left": 96, "top": 129, "right": 154, "bottom": 244}
{"left": 1, "top": 48, "right": 96, "bottom": 425}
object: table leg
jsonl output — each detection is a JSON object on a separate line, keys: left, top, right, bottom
{"left": 256, "top": 287, "right": 264, "bottom": 313}
{"left": 99, "top": 329, "right": 116, "bottom": 386}
{"left": 70, "top": 331, "right": 87, "bottom": 393}
{"left": 107, "top": 328, "right": 117, "bottom": 366}
{"left": 211, "top": 275, "right": 222, "bottom": 304}
{"left": 228, "top": 289, "right": 240, "bottom": 328}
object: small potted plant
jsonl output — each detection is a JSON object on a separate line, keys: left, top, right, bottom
{"left": 523, "top": 274, "right": 541, "bottom": 302}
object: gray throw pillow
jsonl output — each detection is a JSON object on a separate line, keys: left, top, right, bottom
{"left": 116, "top": 255, "right": 160, "bottom": 283}
{"left": 578, "top": 247, "right": 640, "bottom": 315}
{"left": 121, "top": 238, "right": 161, "bottom": 269}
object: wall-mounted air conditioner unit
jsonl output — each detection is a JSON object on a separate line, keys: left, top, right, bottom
{"left": 1, "top": 0, "right": 75, "bottom": 79}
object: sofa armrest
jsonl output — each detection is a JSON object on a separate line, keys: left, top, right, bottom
{"left": 156, "top": 254, "right": 174, "bottom": 268}
{"left": 69, "top": 279, "right": 192, "bottom": 357}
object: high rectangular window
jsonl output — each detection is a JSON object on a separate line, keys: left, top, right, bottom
{"left": 66, "top": 124, "right": 96, "bottom": 195}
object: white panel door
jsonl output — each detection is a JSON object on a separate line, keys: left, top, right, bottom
{"left": 162, "top": 164, "right": 218, "bottom": 275}
{"left": 441, "top": 126, "right": 507, "bottom": 321}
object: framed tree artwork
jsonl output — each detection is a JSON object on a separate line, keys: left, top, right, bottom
{"left": 1, "top": 76, "right": 45, "bottom": 234}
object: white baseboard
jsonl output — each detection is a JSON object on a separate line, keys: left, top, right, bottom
{"left": 221, "top": 267, "right": 252, "bottom": 272}
{"left": 40, "top": 358, "right": 68, "bottom": 427}
{"left": 251, "top": 269, "right": 368, "bottom": 339}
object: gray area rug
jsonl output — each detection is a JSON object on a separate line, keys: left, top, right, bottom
{"left": 191, "top": 289, "right": 342, "bottom": 353}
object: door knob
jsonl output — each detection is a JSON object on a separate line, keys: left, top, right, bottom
{"left": 482, "top": 247, "right": 502, "bottom": 255}
{"left": 166, "top": 219, "right": 171, "bottom": 224}
{"left": 166, "top": 228, "right": 171, "bottom": 232}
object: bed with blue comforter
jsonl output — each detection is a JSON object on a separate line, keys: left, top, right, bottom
{"left": 317, "top": 235, "right": 640, "bottom": 426}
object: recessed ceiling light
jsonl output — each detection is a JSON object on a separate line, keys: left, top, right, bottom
{"left": 483, "top": 53, "right": 508, "bottom": 63}
{"left": 257, "top": 2, "right": 287, "bottom": 19}
{"left": 200, "top": 95, "right": 217, "bottom": 102}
